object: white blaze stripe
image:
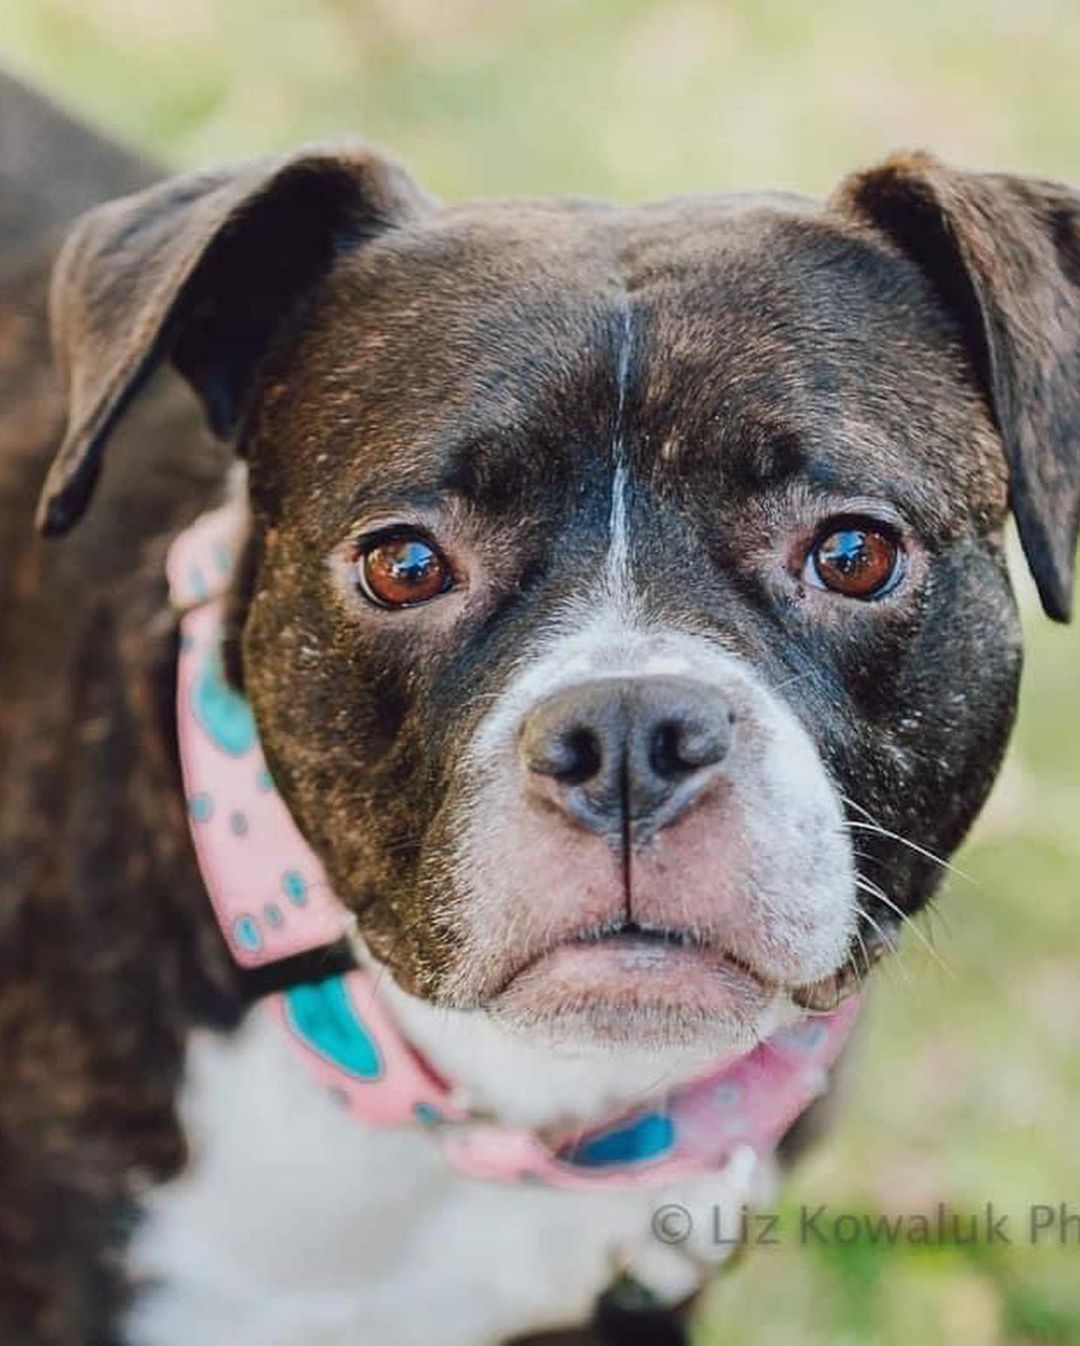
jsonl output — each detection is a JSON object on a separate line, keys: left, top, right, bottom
{"left": 606, "top": 303, "right": 634, "bottom": 601}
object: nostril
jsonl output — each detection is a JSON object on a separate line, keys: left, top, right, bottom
{"left": 558, "top": 728, "right": 603, "bottom": 785}
{"left": 528, "top": 726, "right": 603, "bottom": 784}
{"left": 649, "top": 714, "right": 732, "bottom": 779}
{"left": 649, "top": 721, "right": 685, "bottom": 780}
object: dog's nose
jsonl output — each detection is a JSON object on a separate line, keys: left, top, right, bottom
{"left": 519, "top": 676, "right": 734, "bottom": 838}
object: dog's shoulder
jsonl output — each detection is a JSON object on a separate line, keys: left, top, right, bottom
{"left": 0, "top": 332, "right": 238, "bottom": 1340}
{"left": 0, "top": 74, "right": 243, "bottom": 1346}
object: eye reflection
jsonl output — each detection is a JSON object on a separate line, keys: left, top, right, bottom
{"left": 807, "top": 524, "right": 903, "bottom": 599}
{"left": 354, "top": 533, "right": 453, "bottom": 609}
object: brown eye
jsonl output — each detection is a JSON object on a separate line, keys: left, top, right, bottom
{"left": 807, "top": 524, "right": 903, "bottom": 599}
{"left": 354, "top": 533, "right": 452, "bottom": 609}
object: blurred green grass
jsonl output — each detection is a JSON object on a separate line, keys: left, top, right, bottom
{"left": 3, "top": 3, "right": 1079, "bottom": 1342}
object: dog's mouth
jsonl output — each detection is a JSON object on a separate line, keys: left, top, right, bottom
{"left": 502, "top": 916, "right": 775, "bottom": 982}
{"left": 489, "top": 918, "right": 784, "bottom": 1045}
{"left": 572, "top": 918, "right": 748, "bottom": 955}
{"left": 489, "top": 913, "right": 896, "bottom": 1046}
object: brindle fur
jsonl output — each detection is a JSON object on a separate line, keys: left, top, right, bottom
{"left": 3, "top": 68, "right": 1080, "bottom": 1346}
{"left": 0, "top": 73, "right": 241, "bottom": 1344}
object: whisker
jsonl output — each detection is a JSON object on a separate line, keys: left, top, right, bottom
{"left": 923, "top": 898, "right": 957, "bottom": 942}
{"left": 851, "top": 927, "right": 872, "bottom": 981}
{"left": 855, "top": 876, "right": 956, "bottom": 980}
{"left": 850, "top": 833, "right": 959, "bottom": 956}
{"left": 841, "top": 795, "right": 976, "bottom": 885}
{"left": 769, "top": 668, "right": 817, "bottom": 695}
{"left": 856, "top": 906, "right": 912, "bottom": 989}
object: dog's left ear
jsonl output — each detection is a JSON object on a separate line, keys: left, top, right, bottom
{"left": 834, "top": 151, "right": 1080, "bottom": 621}
{"left": 37, "top": 143, "right": 432, "bottom": 536}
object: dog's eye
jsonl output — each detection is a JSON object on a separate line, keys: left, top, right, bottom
{"left": 353, "top": 532, "right": 453, "bottom": 609}
{"left": 806, "top": 523, "right": 903, "bottom": 599}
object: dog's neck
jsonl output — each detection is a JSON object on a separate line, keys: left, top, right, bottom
{"left": 373, "top": 966, "right": 793, "bottom": 1130}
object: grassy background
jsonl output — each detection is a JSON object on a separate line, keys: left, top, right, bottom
{"left": 4, "top": 3, "right": 1080, "bottom": 1342}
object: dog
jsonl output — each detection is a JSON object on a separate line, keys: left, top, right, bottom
{"left": 1, "top": 67, "right": 1078, "bottom": 1346}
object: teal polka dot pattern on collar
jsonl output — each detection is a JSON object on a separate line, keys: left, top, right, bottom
{"left": 233, "top": 915, "right": 263, "bottom": 953}
{"left": 188, "top": 792, "right": 213, "bottom": 823}
{"left": 560, "top": 1111, "right": 675, "bottom": 1168}
{"left": 282, "top": 870, "right": 308, "bottom": 905}
{"left": 191, "top": 647, "right": 257, "bottom": 757}
{"left": 283, "top": 977, "right": 383, "bottom": 1080}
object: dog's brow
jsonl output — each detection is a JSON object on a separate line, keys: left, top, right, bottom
{"left": 438, "top": 431, "right": 561, "bottom": 511}
{"left": 665, "top": 421, "right": 810, "bottom": 490}
{"left": 797, "top": 447, "right": 956, "bottom": 524}
{"left": 730, "top": 428, "right": 807, "bottom": 489}
{"left": 345, "top": 485, "right": 450, "bottom": 523}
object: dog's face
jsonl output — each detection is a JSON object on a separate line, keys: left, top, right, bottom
{"left": 40, "top": 151, "right": 1080, "bottom": 1052}
{"left": 237, "top": 200, "right": 1016, "bottom": 1051}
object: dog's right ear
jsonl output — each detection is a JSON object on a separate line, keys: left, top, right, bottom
{"left": 37, "top": 145, "right": 432, "bottom": 536}
{"left": 834, "top": 152, "right": 1080, "bottom": 622}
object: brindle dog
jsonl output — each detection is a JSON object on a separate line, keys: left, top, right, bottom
{"left": 1, "top": 67, "right": 1078, "bottom": 1346}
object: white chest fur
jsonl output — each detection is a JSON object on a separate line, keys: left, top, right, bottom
{"left": 123, "top": 1011, "right": 772, "bottom": 1346}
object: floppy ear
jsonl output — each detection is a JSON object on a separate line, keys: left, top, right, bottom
{"left": 833, "top": 151, "right": 1080, "bottom": 621}
{"left": 38, "top": 144, "right": 432, "bottom": 536}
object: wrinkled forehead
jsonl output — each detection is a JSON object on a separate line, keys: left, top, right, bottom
{"left": 257, "top": 196, "right": 1005, "bottom": 536}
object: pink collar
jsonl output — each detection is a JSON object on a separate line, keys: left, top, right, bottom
{"left": 167, "top": 503, "right": 859, "bottom": 1189}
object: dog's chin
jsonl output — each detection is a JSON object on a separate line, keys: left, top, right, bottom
{"left": 487, "top": 935, "right": 790, "bottom": 1054}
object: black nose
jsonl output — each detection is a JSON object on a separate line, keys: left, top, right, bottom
{"left": 519, "top": 676, "right": 735, "bottom": 839}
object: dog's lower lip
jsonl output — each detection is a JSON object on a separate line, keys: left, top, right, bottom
{"left": 491, "top": 925, "right": 780, "bottom": 1025}
{"left": 498, "top": 923, "right": 775, "bottom": 992}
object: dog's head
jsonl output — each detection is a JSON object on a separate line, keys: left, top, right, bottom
{"left": 39, "top": 147, "right": 1080, "bottom": 1052}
